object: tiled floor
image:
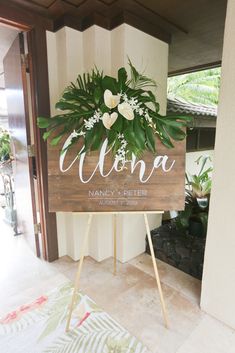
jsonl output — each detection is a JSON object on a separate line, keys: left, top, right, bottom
{"left": 0, "top": 212, "right": 235, "bottom": 353}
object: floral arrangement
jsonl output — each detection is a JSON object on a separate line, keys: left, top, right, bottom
{"left": 38, "top": 61, "right": 189, "bottom": 165}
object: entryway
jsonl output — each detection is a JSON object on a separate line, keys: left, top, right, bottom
{"left": 0, "top": 21, "right": 58, "bottom": 262}
{"left": 0, "top": 24, "right": 42, "bottom": 257}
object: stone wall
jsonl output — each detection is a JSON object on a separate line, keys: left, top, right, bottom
{"left": 147, "top": 222, "right": 206, "bottom": 279}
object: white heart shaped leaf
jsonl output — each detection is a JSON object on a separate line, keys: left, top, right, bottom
{"left": 102, "top": 112, "right": 118, "bottom": 130}
{"left": 104, "top": 89, "right": 120, "bottom": 109}
{"left": 118, "top": 102, "right": 134, "bottom": 120}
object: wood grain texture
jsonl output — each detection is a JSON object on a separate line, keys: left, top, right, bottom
{"left": 27, "top": 28, "right": 58, "bottom": 261}
{"left": 48, "top": 136, "right": 186, "bottom": 212}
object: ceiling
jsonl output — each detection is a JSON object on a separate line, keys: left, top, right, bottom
{"left": 0, "top": 25, "right": 18, "bottom": 88}
{"left": 1, "top": 0, "right": 228, "bottom": 74}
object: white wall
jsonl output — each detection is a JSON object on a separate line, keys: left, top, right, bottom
{"left": 46, "top": 25, "right": 168, "bottom": 262}
{"left": 201, "top": 0, "right": 235, "bottom": 329}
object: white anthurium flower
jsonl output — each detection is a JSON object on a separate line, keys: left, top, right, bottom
{"left": 118, "top": 102, "right": 134, "bottom": 120}
{"left": 102, "top": 112, "right": 118, "bottom": 130}
{"left": 104, "top": 89, "right": 120, "bottom": 109}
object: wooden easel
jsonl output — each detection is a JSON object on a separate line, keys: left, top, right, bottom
{"left": 65, "top": 211, "right": 169, "bottom": 331}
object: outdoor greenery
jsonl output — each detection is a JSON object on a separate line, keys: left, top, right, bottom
{"left": 0, "top": 127, "right": 11, "bottom": 163}
{"left": 168, "top": 68, "right": 221, "bottom": 106}
{"left": 38, "top": 61, "right": 190, "bottom": 165}
{"left": 186, "top": 155, "right": 213, "bottom": 199}
{"left": 176, "top": 155, "right": 213, "bottom": 236}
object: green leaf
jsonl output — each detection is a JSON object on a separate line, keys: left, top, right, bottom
{"left": 91, "top": 123, "right": 104, "bottom": 150}
{"left": 165, "top": 125, "right": 186, "bottom": 140}
{"left": 102, "top": 76, "right": 118, "bottom": 94}
{"left": 145, "top": 124, "right": 156, "bottom": 152}
{"left": 112, "top": 115, "right": 123, "bottom": 132}
{"left": 202, "top": 179, "right": 212, "bottom": 195}
{"left": 160, "top": 118, "right": 187, "bottom": 128}
{"left": 133, "top": 118, "right": 145, "bottom": 149}
{"left": 50, "top": 135, "right": 63, "bottom": 146}
{"left": 56, "top": 101, "right": 91, "bottom": 112}
{"left": 37, "top": 117, "right": 52, "bottom": 128}
{"left": 118, "top": 67, "right": 127, "bottom": 90}
{"left": 124, "top": 129, "right": 136, "bottom": 145}
{"left": 146, "top": 91, "right": 160, "bottom": 112}
{"left": 99, "top": 103, "right": 109, "bottom": 114}
{"left": 127, "top": 58, "right": 157, "bottom": 90}
{"left": 94, "top": 87, "right": 102, "bottom": 105}
{"left": 84, "top": 129, "right": 94, "bottom": 152}
{"left": 196, "top": 155, "right": 212, "bottom": 176}
{"left": 43, "top": 131, "right": 52, "bottom": 140}
{"left": 107, "top": 129, "right": 117, "bottom": 146}
{"left": 156, "top": 122, "right": 174, "bottom": 148}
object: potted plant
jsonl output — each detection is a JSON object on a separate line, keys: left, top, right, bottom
{"left": 176, "top": 155, "right": 213, "bottom": 237}
{"left": 0, "top": 127, "right": 13, "bottom": 174}
{"left": 0, "top": 128, "right": 11, "bottom": 161}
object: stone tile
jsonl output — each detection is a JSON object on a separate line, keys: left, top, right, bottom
{"left": 49, "top": 255, "right": 76, "bottom": 273}
{"left": 0, "top": 211, "right": 67, "bottom": 316}
{"left": 130, "top": 253, "right": 201, "bottom": 305}
{"left": 62, "top": 256, "right": 203, "bottom": 353}
{"left": 176, "top": 315, "right": 235, "bottom": 353}
{"left": 228, "top": 333, "right": 235, "bottom": 353}
{"left": 109, "top": 280, "right": 203, "bottom": 353}
{"left": 1, "top": 210, "right": 235, "bottom": 353}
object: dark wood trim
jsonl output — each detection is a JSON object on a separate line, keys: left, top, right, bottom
{"left": 26, "top": 0, "right": 58, "bottom": 10}
{"left": 27, "top": 28, "right": 58, "bottom": 262}
{"left": 0, "top": 0, "right": 53, "bottom": 31}
{"left": 134, "top": 0, "right": 188, "bottom": 34}
{"left": 98, "top": 0, "right": 118, "bottom": 5}
{"left": 53, "top": 9, "right": 171, "bottom": 43}
{"left": 122, "top": 10, "right": 171, "bottom": 43}
{"left": 6, "top": 0, "right": 53, "bottom": 16}
{"left": 20, "top": 33, "right": 41, "bottom": 257}
{"left": 169, "top": 61, "right": 222, "bottom": 77}
{"left": 0, "top": 1, "right": 171, "bottom": 44}
{"left": 0, "top": 16, "right": 30, "bottom": 31}
{"left": 63, "top": 0, "right": 87, "bottom": 7}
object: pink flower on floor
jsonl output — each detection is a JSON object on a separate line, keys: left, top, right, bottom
{"left": 77, "top": 312, "right": 91, "bottom": 327}
{"left": 30, "top": 296, "right": 48, "bottom": 308}
{"left": 19, "top": 304, "right": 32, "bottom": 312}
{"left": 0, "top": 311, "right": 18, "bottom": 324}
{"left": 0, "top": 295, "right": 48, "bottom": 324}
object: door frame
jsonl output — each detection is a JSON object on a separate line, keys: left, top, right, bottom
{"left": 0, "top": 14, "right": 58, "bottom": 261}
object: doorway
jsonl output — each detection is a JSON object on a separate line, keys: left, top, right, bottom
{"left": 0, "top": 21, "right": 58, "bottom": 262}
{"left": 0, "top": 24, "right": 41, "bottom": 256}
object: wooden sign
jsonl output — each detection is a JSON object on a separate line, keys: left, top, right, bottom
{"left": 48, "top": 134, "right": 186, "bottom": 212}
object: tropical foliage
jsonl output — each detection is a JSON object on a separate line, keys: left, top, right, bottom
{"left": 186, "top": 155, "right": 213, "bottom": 199}
{"left": 0, "top": 127, "right": 11, "bottom": 163}
{"left": 168, "top": 68, "right": 220, "bottom": 106}
{"left": 38, "top": 61, "right": 190, "bottom": 165}
{"left": 176, "top": 155, "right": 213, "bottom": 236}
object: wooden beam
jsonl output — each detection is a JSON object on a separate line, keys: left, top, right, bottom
{"left": 169, "top": 61, "right": 222, "bottom": 77}
{"left": 0, "top": 0, "right": 53, "bottom": 31}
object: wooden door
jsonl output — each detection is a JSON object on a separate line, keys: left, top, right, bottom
{"left": 3, "top": 33, "right": 40, "bottom": 255}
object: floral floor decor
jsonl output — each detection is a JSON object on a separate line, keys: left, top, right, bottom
{"left": 0, "top": 282, "right": 150, "bottom": 353}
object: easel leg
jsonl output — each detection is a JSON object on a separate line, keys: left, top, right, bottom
{"left": 66, "top": 214, "right": 93, "bottom": 332}
{"left": 144, "top": 213, "right": 169, "bottom": 328}
{"left": 113, "top": 214, "right": 117, "bottom": 275}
